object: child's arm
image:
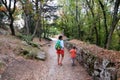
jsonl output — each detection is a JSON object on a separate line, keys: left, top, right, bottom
{"left": 74, "top": 50, "right": 77, "bottom": 54}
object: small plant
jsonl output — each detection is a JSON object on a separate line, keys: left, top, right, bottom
{"left": 0, "top": 61, "right": 5, "bottom": 69}
{"left": 28, "top": 42, "right": 39, "bottom": 48}
{"left": 17, "top": 33, "right": 40, "bottom": 48}
{"left": 17, "top": 33, "right": 32, "bottom": 42}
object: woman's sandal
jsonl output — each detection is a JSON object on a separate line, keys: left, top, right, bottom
{"left": 59, "top": 63, "right": 62, "bottom": 66}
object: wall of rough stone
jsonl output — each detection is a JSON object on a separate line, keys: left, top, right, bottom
{"left": 65, "top": 41, "right": 117, "bottom": 80}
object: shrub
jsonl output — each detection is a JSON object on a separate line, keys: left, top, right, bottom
{"left": 17, "top": 33, "right": 32, "bottom": 42}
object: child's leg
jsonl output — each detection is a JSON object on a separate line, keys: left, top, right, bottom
{"left": 72, "top": 58, "right": 75, "bottom": 66}
{"left": 73, "top": 58, "right": 75, "bottom": 65}
{"left": 71, "top": 58, "right": 74, "bottom": 65}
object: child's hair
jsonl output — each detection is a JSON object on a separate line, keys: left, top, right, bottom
{"left": 58, "top": 35, "right": 63, "bottom": 40}
{"left": 73, "top": 46, "right": 76, "bottom": 49}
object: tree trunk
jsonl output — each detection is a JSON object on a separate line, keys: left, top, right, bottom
{"left": 24, "top": 14, "right": 30, "bottom": 35}
{"left": 36, "top": 0, "right": 42, "bottom": 40}
{"left": 76, "top": 0, "right": 81, "bottom": 39}
{"left": 106, "top": 19, "right": 119, "bottom": 49}
{"left": 98, "top": 0, "right": 108, "bottom": 48}
{"left": 86, "top": 0, "right": 99, "bottom": 45}
{"left": 10, "top": 14, "right": 15, "bottom": 35}
{"left": 1, "top": 0, "right": 16, "bottom": 36}
{"left": 98, "top": 13, "right": 101, "bottom": 45}
{"left": 32, "top": 17, "right": 40, "bottom": 40}
{"left": 106, "top": 0, "right": 120, "bottom": 49}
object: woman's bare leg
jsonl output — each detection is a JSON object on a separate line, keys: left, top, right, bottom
{"left": 60, "top": 54, "right": 64, "bottom": 65}
{"left": 57, "top": 54, "right": 60, "bottom": 65}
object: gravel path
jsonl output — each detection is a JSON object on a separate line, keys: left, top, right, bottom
{"left": 1, "top": 41, "right": 92, "bottom": 80}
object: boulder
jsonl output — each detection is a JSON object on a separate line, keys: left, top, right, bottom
{"left": 0, "top": 29, "right": 8, "bottom": 35}
{"left": 36, "top": 52, "right": 46, "bottom": 61}
{"left": 21, "top": 41, "right": 29, "bottom": 46}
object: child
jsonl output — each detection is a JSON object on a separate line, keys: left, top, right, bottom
{"left": 69, "top": 46, "right": 76, "bottom": 66}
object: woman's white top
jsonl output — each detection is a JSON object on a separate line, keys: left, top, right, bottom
{"left": 60, "top": 40, "right": 64, "bottom": 49}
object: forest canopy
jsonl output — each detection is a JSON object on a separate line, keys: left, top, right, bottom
{"left": 0, "top": 0, "right": 120, "bottom": 50}
{"left": 57, "top": 0, "right": 120, "bottom": 50}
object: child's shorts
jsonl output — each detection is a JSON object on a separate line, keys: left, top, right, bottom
{"left": 56, "top": 49, "right": 64, "bottom": 55}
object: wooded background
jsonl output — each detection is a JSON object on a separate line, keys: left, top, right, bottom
{"left": 0, "top": 0, "right": 120, "bottom": 50}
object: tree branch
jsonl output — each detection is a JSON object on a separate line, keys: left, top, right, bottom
{"left": 1, "top": 0, "right": 9, "bottom": 12}
{"left": 85, "top": 0, "right": 94, "bottom": 17}
{"left": 2, "top": 11, "right": 9, "bottom": 17}
{"left": 98, "top": 0, "right": 108, "bottom": 34}
{"left": 12, "top": 0, "right": 16, "bottom": 14}
{"left": 9, "top": 0, "right": 12, "bottom": 12}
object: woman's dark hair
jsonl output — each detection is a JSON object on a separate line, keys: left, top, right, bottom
{"left": 58, "top": 35, "right": 63, "bottom": 40}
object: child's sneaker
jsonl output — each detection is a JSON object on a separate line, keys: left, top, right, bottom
{"left": 72, "top": 63, "right": 76, "bottom": 66}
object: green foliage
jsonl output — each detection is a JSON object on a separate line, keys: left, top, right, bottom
{"left": 28, "top": 42, "right": 39, "bottom": 48}
{"left": 49, "top": 27, "right": 60, "bottom": 36}
{"left": 109, "top": 33, "right": 120, "bottom": 50}
{"left": 17, "top": 33, "right": 32, "bottom": 42}
{"left": 17, "top": 33, "right": 40, "bottom": 49}
{"left": 58, "top": 0, "right": 120, "bottom": 50}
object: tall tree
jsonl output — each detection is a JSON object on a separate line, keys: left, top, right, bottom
{"left": 19, "top": 0, "right": 34, "bottom": 35}
{"left": 0, "top": 4, "right": 5, "bottom": 26}
{"left": 58, "top": 0, "right": 120, "bottom": 50}
{"left": 106, "top": 0, "right": 120, "bottom": 49}
{"left": 85, "top": 0, "right": 99, "bottom": 45}
{"left": 75, "top": 0, "right": 81, "bottom": 39}
{"left": 31, "top": 0, "right": 42, "bottom": 40}
{"left": 98, "top": 0, "right": 108, "bottom": 48}
{"left": 1, "top": 0, "right": 17, "bottom": 35}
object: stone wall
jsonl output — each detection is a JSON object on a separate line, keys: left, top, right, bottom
{"left": 65, "top": 41, "right": 118, "bottom": 80}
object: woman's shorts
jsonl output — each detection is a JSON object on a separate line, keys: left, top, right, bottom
{"left": 56, "top": 49, "right": 64, "bottom": 55}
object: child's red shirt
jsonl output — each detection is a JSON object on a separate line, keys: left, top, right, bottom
{"left": 70, "top": 49, "right": 76, "bottom": 58}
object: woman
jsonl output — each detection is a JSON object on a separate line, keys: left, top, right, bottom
{"left": 56, "top": 35, "right": 64, "bottom": 66}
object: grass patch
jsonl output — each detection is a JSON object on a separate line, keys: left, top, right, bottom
{"left": 17, "top": 33, "right": 32, "bottom": 42}
{"left": 17, "top": 33, "right": 40, "bottom": 49}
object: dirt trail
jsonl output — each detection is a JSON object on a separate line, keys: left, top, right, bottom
{"left": 44, "top": 41, "right": 92, "bottom": 80}
{"left": 1, "top": 40, "right": 92, "bottom": 80}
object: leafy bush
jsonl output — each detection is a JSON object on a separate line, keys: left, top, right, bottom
{"left": 28, "top": 42, "right": 40, "bottom": 48}
{"left": 17, "top": 33, "right": 40, "bottom": 48}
